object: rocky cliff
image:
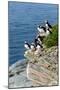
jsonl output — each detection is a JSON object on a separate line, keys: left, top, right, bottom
{"left": 9, "top": 46, "right": 58, "bottom": 88}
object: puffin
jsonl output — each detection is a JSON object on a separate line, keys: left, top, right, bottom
{"left": 34, "top": 38, "right": 39, "bottom": 47}
{"left": 37, "top": 25, "right": 46, "bottom": 37}
{"left": 35, "top": 43, "right": 43, "bottom": 56}
{"left": 45, "top": 20, "right": 52, "bottom": 35}
{"left": 45, "top": 20, "right": 52, "bottom": 29}
{"left": 36, "top": 43, "right": 43, "bottom": 49}
{"left": 37, "top": 35, "right": 43, "bottom": 44}
{"left": 24, "top": 41, "right": 30, "bottom": 50}
{"left": 37, "top": 25, "right": 46, "bottom": 32}
{"left": 30, "top": 43, "right": 36, "bottom": 51}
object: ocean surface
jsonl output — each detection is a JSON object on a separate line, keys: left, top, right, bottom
{"left": 8, "top": 1, "right": 58, "bottom": 65}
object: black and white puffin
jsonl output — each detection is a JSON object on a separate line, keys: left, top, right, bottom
{"left": 37, "top": 25, "right": 46, "bottom": 36}
{"left": 45, "top": 20, "right": 52, "bottom": 29}
{"left": 35, "top": 43, "right": 43, "bottom": 56}
{"left": 37, "top": 35, "right": 43, "bottom": 44}
{"left": 34, "top": 38, "right": 39, "bottom": 47}
{"left": 30, "top": 43, "right": 36, "bottom": 51}
{"left": 24, "top": 41, "right": 30, "bottom": 50}
{"left": 36, "top": 43, "right": 43, "bottom": 49}
{"left": 37, "top": 25, "right": 46, "bottom": 32}
{"left": 45, "top": 20, "right": 52, "bottom": 35}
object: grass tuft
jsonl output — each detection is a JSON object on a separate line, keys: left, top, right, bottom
{"left": 43, "top": 25, "right": 58, "bottom": 48}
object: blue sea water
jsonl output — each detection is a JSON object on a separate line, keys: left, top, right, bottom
{"left": 8, "top": 2, "right": 58, "bottom": 65}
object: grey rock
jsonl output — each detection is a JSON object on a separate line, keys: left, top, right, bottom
{"left": 9, "top": 59, "right": 34, "bottom": 88}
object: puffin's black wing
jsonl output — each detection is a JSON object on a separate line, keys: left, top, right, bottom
{"left": 25, "top": 42, "right": 30, "bottom": 48}
{"left": 38, "top": 35, "right": 43, "bottom": 41}
{"left": 37, "top": 43, "right": 43, "bottom": 48}
{"left": 47, "top": 22, "right": 52, "bottom": 28}
{"left": 39, "top": 44, "right": 43, "bottom": 48}
{"left": 34, "top": 39, "right": 38, "bottom": 46}
{"left": 27, "top": 43, "right": 30, "bottom": 48}
{"left": 41, "top": 26, "right": 46, "bottom": 32}
{"left": 48, "top": 28, "right": 52, "bottom": 34}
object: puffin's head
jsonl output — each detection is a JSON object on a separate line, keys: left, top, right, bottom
{"left": 24, "top": 41, "right": 27, "bottom": 44}
{"left": 39, "top": 25, "right": 42, "bottom": 28}
{"left": 31, "top": 43, "right": 35, "bottom": 46}
{"left": 45, "top": 20, "right": 48, "bottom": 24}
{"left": 31, "top": 43, "right": 36, "bottom": 50}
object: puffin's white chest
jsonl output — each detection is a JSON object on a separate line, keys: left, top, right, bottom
{"left": 37, "top": 27, "right": 45, "bottom": 33}
{"left": 36, "top": 45, "right": 41, "bottom": 49}
{"left": 30, "top": 45, "right": 34, "bottom": 49}
{"left": 46, "top": 30, "right": 50, "bottom": 36}
{"left": 35, "top": 46, "right": 41, "bottom": 55}
{"left": 24, "top": 44, "right": 29, "bottom": 49}
{"left": 46, "top": 24, "right": 49, "bottom": 29}
{"left": 38, "top": 38, "right": 42, "bottom": 44}
{"left": 37, "top": 27, "right": 45, "bottom": 36}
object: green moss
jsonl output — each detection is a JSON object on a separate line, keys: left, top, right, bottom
{"left": 43, "top": 25, "right": 58, "bottom": 48}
